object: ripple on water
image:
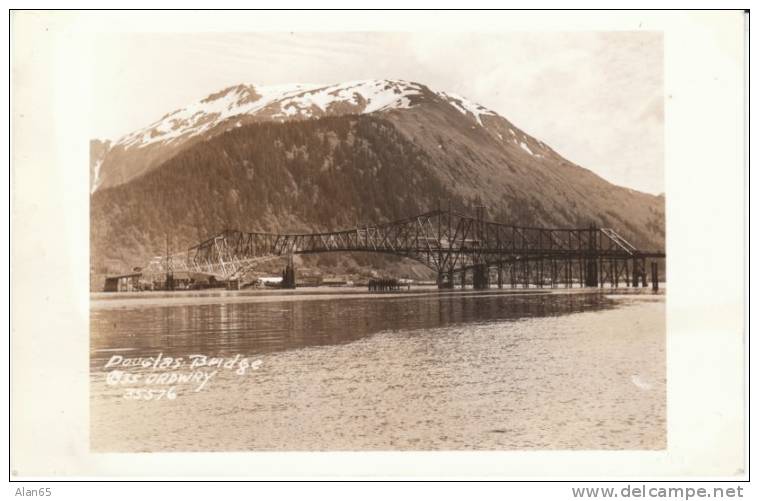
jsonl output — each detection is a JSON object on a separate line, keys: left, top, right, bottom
{"left": 90, "top": 291, "right": 665, "bottom": 451}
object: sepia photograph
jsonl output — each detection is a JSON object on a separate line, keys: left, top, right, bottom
{"left": 9, "top": 8, "right": 747, "bottom": 484}
{"left": 88, "top": 30, "right": 667, "bottom": 453}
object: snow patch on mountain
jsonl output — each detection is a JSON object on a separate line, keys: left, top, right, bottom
{"left": 435, "top": 91, "right": 496, "bottom": 126}
{"left": 91, "top": 158, "right": 104, "bottom": 194}
{"left": 274, "top": 80, "right": 418, "bottom": 116}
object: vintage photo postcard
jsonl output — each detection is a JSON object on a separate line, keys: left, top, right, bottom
{"left": 10, "top": 10, "right": 748, "bottom": 479}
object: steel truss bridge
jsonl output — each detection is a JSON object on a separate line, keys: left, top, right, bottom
{"left": 152, "top": 208, "right": 665, "bottom": 289}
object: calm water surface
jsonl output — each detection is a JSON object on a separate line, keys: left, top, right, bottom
{"left": 90, "top": 289, "right": 665, "bottom": 451}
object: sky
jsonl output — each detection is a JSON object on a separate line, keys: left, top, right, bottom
{"left": 92, "top": 32, "right": 664, "bottom": 194}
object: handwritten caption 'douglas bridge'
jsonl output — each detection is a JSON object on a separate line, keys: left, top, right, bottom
{"left": 104, "top": 353, "right": 263, "bottom": 400}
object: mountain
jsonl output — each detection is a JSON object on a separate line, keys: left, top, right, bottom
{"left": 90, "top": 79, "right": 665, "bottom": 283}
{"left": 92, "top": 80, "right": 516, "bottom": 192}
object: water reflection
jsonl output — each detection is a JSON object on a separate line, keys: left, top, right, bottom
{"left": 91, "top": 291, "right": 615, "bottom": 368}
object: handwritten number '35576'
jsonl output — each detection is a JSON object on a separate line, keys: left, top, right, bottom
{"left": 123, "top": 387, "right": 177, "bottom": 400}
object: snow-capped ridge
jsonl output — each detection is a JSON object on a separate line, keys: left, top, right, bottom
{"left": 114, "top": 79, "right": 502, "bottom": 150}
{"left": 117, "top": 82, "right": 319, "bottom": 148}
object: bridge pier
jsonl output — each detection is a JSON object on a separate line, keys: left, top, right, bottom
{"left": 550, "top": 259, "right": 557, "bottom": 288}
{"left": 584, "top": 258, "right": 598, "bottom": 287}
{"left": 641, "top": 260, "right": 648, "bottom": 287}
{"left": 651, "top": 261, "right": 659, "bottom": 292}
{"left": 473, "top": 264, "right": 489, "bottom": 290}
{"left": 165, "top": 272, "right": 175, "bottom": 291}
{"left": 632, "top": 258, "right": 647, "bottom": 288}
{"left": 282, "top": 257, "right": 296, "bottom": 289}
{"left": 641, "top": 257, "right": 648, "bottom": 287}
{"left": 437, "top": 271, "right": 454, "bottom": 289}
{"left": 632, "top": 258, "right": 639, "bottom": 287}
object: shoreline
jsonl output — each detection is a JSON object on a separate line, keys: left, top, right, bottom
{"left": 90, "top": 284, "right": 665, "bottom": 311}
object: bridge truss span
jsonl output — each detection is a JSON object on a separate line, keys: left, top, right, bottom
{"left": 166, "top": 209, "right": 664, "bottom": 289}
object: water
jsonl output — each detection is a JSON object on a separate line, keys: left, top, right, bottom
{"left": 90, "top": 289, "right": 666, "bottom": 451}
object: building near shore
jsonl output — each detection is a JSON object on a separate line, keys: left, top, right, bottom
{"left": 103, "top": 270, "right": 221, "bottom": 291}
{"left": 103, "top": 272, "right": 142, "bottom": 292}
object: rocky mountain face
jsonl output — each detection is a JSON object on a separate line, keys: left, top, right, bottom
{"left": 90, "top": 79, "right": 665, "bottom": 282}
